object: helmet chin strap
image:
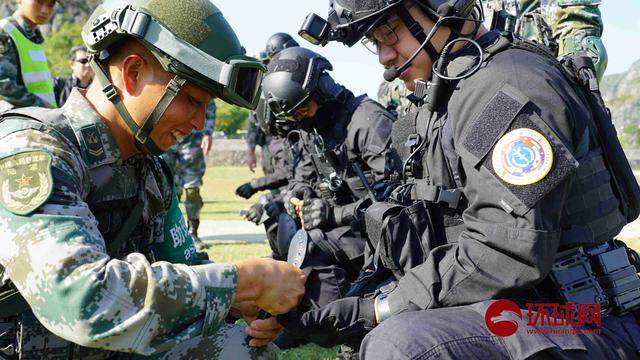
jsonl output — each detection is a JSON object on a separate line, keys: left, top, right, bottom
{"left": 383, "top": 3, "right": 464, "bottom": 82}
{"left": 89, "top": 57, "right": 187, "bottom": 156}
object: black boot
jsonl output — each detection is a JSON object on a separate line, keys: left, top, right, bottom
{"left": 188, "top": 219, "right": 207, "bottom": 250}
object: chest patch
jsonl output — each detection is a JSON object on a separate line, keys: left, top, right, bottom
{"left": 492, "top": 128, "right": 554, "bottom": 185}
{"left": 0, "top": 150, "right": 53, "bottom": 215}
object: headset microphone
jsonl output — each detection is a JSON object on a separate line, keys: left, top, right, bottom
{"left": 380, "top": 15, "right": 448, "bottom": 82}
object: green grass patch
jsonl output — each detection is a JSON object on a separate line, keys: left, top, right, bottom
{"left": 180, "top": 165, "right": 265, "bottom": 220}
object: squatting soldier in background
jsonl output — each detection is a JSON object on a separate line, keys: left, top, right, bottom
{"left": 262, "top": 47, "right": 398, "bottom": 349}
{"left": 0, "top": 0, "right": 306, "bottom": 358}
{"left": 239, "top": 101, "right": 300, "bottom": 257}
{"left": 0, "top": 0, "right": 60, "bottom": 111}
{"left": 53, "top": 45, "right": 94, "bottom": 106}
{"left": 282, "top": 0, "right": 640, "bottom": 357}
{"left": 245, "top": 33, "right": 299, "bottom": 174}
{"left": 163, "top": 101, "right": 216, "bottom": 250}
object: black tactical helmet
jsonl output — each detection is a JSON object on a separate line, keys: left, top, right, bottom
{"left": 262, "top": 47, "right": 339, "bottom": 120}
{"left": 254, "top": 96, "right": 297, "bottom": 137}
{"left": 300, "top": 0, "right": 477, "bottom": 47}
{"left": 265, "top": 32, "right": 300, "bottom": 59}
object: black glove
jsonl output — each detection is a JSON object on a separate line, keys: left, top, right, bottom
{"left": 277, "top": 297, "right": 376, "bottom": 348}
{"left": 236, "top": 182, "right": 256, "bottom": 199}
{"left": 244, "top": 202, "right": 264, "bottom": 224}
{"left": 264, "top": 200, "right": 284, "bottom": 217}
{"left": 283, "top": 187, "right": 315, "bottom": 218}
{"left": 301, "top": 197, "right": 334, "bottom": 230}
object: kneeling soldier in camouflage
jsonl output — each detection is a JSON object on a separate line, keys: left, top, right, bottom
{"left": 0, "top": 0, "right": 306, "bottom": 358}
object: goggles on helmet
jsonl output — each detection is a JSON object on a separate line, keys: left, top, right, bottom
{"left": 84, "top": 5, "right": 266, "bottom": 109}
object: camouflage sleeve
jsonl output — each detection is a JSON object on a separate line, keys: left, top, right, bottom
{"left": 246, "top": 112, "right": 258, "bottom": 150}
{"left": 203, "top": 102, "right": 216, "bottom": 136}
{"left": 553, "top": 1, "right": 607, "bottom": 78}
{"left": 0, "top": 129, "right": 237, "bottom": 355}
{"left": 0, "top": 33, "right": 47, "bottom": 108}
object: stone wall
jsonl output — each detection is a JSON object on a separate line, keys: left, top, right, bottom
{"left": 206, "top": 139, "right": 256, "bottom": 166}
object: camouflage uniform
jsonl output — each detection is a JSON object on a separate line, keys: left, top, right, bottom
{"left": 0, "top": 12, "right": 51, "bottom": 111}
{"left": 376, "top": 78, "right": 411, "bottom": 118}
{"left": 486, "top": 0, "right": 607, "bottom": 79}
{"left": 246, "top": 113, "right": 273, "bottom": 176}
{"left": 162, "top": 102, "right": 216, "bottom": 242}
{"left": 0, "top": 90, "right": 273, "bottom": 358}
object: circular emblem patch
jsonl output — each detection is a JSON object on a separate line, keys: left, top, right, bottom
{"left": 492, "top": 128, "right": 553, "bottom": 186}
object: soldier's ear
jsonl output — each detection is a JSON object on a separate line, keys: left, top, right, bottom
{"left": 121, "top": 54, "right": 147, "bottom": 96}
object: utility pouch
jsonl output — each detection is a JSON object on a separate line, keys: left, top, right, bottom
{"left": 590, "top": 243, "right": 640, "bottom": 315}
{"left": 548, "top": 247, "right": 609, "bottom": 310}
{"left": 374, "top": 201, "right": 446, "bottom": 279}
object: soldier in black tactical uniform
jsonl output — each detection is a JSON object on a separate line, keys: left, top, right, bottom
{"left": 262, "top": 47, "right": 397, "bottom": 345}
{"left": 240, "top": 101, "right": 302, "bottom": 258}
{"left": 279, "top": 0, "right": 640, "bottom": 358}
{"left": 243, "top": 33, "right": 299, "bottom": 176}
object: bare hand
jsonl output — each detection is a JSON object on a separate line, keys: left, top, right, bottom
{"left": 200, "top": 135, "right": 212, "bottom": 155}
{"left": 246, "top": 317, "right": 283, "bottom": 347}
{"left": 235, "top": 258, "right": 306, "bottom": 315}
{"left": 247, "top": 150, "right": 257, "bottom": 173}
{"left": 289, "top": 197, "right": 304, "bottom": 226}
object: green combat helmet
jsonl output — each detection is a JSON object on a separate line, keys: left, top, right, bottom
{"left": 82, "top": 0, "right": 266, "bottom": 155}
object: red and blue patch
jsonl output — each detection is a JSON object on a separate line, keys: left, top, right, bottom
{"left": 492, "top": 128, "right": 554, "bottom": 186}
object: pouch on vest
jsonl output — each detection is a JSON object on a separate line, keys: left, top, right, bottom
{"left": 372, "top": 201, "right": 447, "bottom": 279}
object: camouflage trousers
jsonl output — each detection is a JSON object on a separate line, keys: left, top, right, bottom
{"left": 1, "top": 314, "right": 277, "bottom": 360}
{"left": 162, "top": 136, "right": 206, "bottom": 220}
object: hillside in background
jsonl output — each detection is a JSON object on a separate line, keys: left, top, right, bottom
{"left": 0, "top": 0, "right": 99, "bottom": 33}
{"left": 601, "top": 60, "right": 640, "bottom": 148}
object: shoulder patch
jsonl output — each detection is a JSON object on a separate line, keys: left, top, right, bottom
{"left": 492, "top": 128, "right": 554, "bottom": 185}
{"left": 0, "top": 150, "right": 53, "bottom": 215}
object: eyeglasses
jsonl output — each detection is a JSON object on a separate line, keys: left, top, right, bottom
{"left": 75, "top": 58, "right": 89, "bottom": 64}
{"left": 361, "top": 18, "right": 401, "bottom": 55}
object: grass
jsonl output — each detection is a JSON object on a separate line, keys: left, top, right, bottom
{"left": 196, "top": 165, "right": 265, "bottom": 220}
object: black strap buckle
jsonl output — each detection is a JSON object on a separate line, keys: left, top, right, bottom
{"left": 437, "top": 188, "right": 462, "bottom": 209}
{"left": 102, "top": 84, "right": 119, "bottom": 102}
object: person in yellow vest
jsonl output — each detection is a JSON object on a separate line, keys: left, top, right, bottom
{"left": 0, "top": 0, "right": 60, "bottom": 111}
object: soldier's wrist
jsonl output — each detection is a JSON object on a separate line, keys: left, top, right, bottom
{"left": 234, "top": 259, "right": 265, "bottom": 303}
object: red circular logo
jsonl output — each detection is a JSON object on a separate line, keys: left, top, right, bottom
{"left": 485, "top": 300, "right": 523, "bottom": 337}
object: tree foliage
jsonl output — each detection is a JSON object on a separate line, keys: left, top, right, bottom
{"left": 214, "top": 100, "right": 249, "bottom": 137}
{"left": 42, "top": 22, "right": 84, "bottom": 78}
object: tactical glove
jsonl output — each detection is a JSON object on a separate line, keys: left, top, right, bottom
{"left": 283, "top": 187, "right": 315, "bottom": 218}
{"left": 236, "top": 182, "right": 257, "bottom": 199}
{"left": 301, "top": 197, "right": 334, "bottom": 230}
{"left": 244, "top": 202, "right": 264, "bottom": 224}
{"left": 277, "top": 296, "right": 376, "bottom": 348}
{"left": 265, "top": 200, "right": 285, "bottom": 217}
